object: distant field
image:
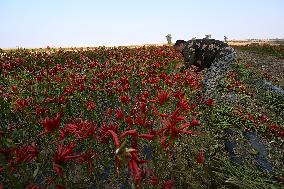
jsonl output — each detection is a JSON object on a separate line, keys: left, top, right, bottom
{"left": 2, "top": 39, "right": 284, "bottom": 52}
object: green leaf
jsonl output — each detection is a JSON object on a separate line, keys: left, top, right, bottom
{"left": 33, "top": 162, "right": 40, "bottom": 178}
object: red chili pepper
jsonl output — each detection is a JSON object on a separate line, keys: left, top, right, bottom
{"left": 138, "top": 134, "right": 155, "bottom": 140}
{"left": 120, "top": 129, "right": 138, "bottom": 139}
{"left": 196, "top": 150, "right": 205, "bottom": 164}
{"left": 191, "top": 116, "right": 200, "bottom": 126}
{"left": 108, "top": 130, "right": 120, "bottom": 148}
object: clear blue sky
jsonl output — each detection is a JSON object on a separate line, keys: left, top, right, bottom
{"left": 1, "top": 0, "right": 283, "bottom": 48}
